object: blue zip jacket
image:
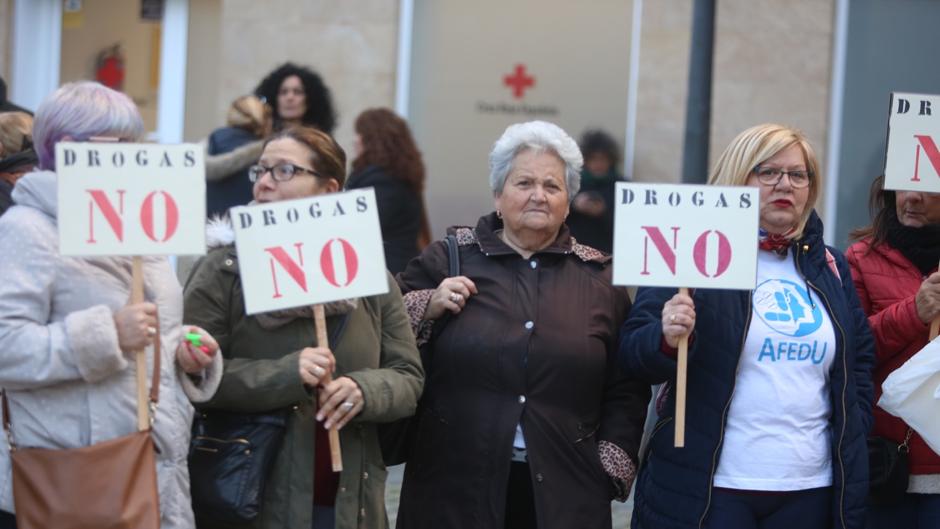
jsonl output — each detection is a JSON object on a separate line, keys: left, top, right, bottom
{"left": 619, "top": 212, "right": 874, "bottom": 529}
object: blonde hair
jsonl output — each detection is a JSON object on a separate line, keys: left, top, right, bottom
{"left": 0, "top": 112, "right": 33, "bottom": 158}
{"left": 226, "top": 95, "right": 272, "bottom": 138}
{"left": 708, "top": 123, "right": 821, "bottom": 238}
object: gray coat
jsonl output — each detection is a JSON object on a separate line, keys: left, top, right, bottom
{"left": 0, "top": 170, "right": 222, "bottom": 528}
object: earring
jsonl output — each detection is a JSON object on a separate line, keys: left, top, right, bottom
{"left": 496, "top": 210, "right": 502, "bottom": 219}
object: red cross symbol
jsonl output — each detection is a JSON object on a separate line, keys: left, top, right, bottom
{"left": 503, "top": 64, "right": 535, "bottom": 100}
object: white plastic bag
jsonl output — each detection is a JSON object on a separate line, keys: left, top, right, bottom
{"left": 878, "top": 337, "right": 940, "bottom": 454}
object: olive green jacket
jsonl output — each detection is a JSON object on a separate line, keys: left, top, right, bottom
{"left": 183, "top": 224, "right": 423, "bottom": 529}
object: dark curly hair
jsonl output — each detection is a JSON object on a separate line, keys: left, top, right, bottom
{"left": 254, "top": 63, "right": 337, "bottom": 134}
{"left": 351, "top": 108, "right": 430, "bottom": 247}
{"left": 579, "top": 129, "right": 620, "bottom": 166}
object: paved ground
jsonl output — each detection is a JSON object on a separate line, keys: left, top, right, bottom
{"left": 384, "top": 464, "right": 634, "bottom": 528}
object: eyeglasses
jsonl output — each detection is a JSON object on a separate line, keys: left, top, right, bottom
{"left": 248, "top": 163, "right": 321, "bottom": 183}
{"left": 752, "top": 166, "right": 812, "bottom": 189}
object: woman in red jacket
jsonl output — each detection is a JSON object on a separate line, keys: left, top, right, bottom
{"left": 846, "top": 175, "right": 940, "bottom": 528}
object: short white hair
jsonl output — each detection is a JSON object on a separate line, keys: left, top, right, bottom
{"left": 488, "top": 121, "right": 583, "bottom": 198}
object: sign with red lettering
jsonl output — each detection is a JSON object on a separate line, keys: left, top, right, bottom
{"left": 885, "top": 92, "right": 940, "bottom": 193}
{"left": 612, "top": 183, "right": 759, "bottom": 290}
{"left": 56, "top": 142, "right": 205, "bottom": 256}
{"left": 231, "top": 188, "right": 388, "bottom": 314}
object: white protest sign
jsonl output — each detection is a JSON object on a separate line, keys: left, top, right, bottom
{"left": 232, "top": 188, "right": 389, "bottom": 315}
{"left": 57, "top": 142, "right": 206, "bottom": 256}
{"left": 885, "top": 92, "right": 940, "bottom": 193}
{"left": 613, "top": 182, "right": 759, "bottom": 290}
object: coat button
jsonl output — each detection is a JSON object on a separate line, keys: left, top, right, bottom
{"left": 362, "top": 471, "right": 369, "bottom": 480}
{"left": 536, "top": 473, "right": 544, "bottom": 483}
{"left": 524, "top": 321, "right": 534, "bottom": 330}
{"left": 224, "top": 258, "right": 234, "bottom": 266}
{"left": 530, "top": 260, "right": 537, "bottom": 269}
{"left": 802, "top": 244, "right": 809, "bottom": 252}
{"left": 292, "top": 405, "right": 299, "bottom": 411}
{"left": 360, "top": 508, "right": 366, "bottom": 518}
{"left": 518, "top": 395, "right": 526, "bottom": 404}
{"left": 339, "top": 486, "right": 346, "bottom": 493}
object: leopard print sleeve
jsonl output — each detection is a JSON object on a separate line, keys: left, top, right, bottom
{"left": 599, "top": 440, "right": 638, "bottom": 502}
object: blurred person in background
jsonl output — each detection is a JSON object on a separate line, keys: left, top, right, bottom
{"left": 565, "top": 129, "right": 622, "bottom": 254}
{"left": 0, "top": 111, "right": 35, "bottom": 215}
{"left": 203, "top": 95, "right": 272, "bottom": 218}
{"left": 0, "top": 77, "right": 31, "bottom": 115}
{"left": 846, "top": 175, "right": 940, "bottom": 528}
{"left": 347, "top": 108, "right": 431, "bottom": 274}
{"left": 201, "top": 63, "right": 337, "bottom": 219}
{"left": 254, "top": 62, "right": 337, "bottom": 133}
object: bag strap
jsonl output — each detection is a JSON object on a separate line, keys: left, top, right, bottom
{"left": 329, "top": 312, "right": 352, "bottom": 350}
{"left": 445, "top": 234, "right": 460, "bottom": 277}
{"left": 145, "top": 314, "right": 162, "bottom": 429}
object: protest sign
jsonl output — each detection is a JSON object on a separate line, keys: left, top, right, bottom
{"left": 231, "top": 188, "right": 388, "bottom": 315}
{"left": 613, "top": 183, "right": 759, "bottom": 290}
{"left": 232, "top": 187, "right": 387, "bottom": 471}
{"left": 57, "top": 142, "right": 205, "bottom": 256}
{"left": 885, "top": 92, "right": 940, "bottom": 193}
{"left": 613, "top": 182, "right": 759, "bottom": 447}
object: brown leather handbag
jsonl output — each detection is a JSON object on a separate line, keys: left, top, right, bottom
{"left": 2, "top": 323, "right": 162, "bottom": 529}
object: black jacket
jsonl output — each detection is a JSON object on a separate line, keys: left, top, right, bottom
{"left": 346, "top": 165, "right": 422, "bottom": 274}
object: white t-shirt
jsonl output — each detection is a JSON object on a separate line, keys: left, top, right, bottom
{"left": 713, "top": 250, "right": 836, "bottom": 491}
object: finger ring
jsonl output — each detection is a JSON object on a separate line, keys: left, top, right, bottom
{"left": 670, "top": 314, "right": 676, "bottom": 322}
{"left": 312, "top": 365, "right": 324, "bottom": 376}
{"left": 146, "top": 326, "right": 156, "bottom": 337}
{"left": 449, "top": 292, "right": 462, "bottom": 303}
{"left": 341, "top": 401, "right": 354, "bottom": 410}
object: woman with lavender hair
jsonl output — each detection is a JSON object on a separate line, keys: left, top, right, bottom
{"left": 0, "top": 81, "right": 222, "bottom": 528}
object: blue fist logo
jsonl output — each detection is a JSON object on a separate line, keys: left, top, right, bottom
{"left": 752, "top": 279, "right": 822, "bottom": 337}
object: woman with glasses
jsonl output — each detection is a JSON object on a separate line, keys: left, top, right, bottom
{"left": 619, "top": 123, "right": 875, "bottom": 529}
{"left": 183, "top": 126, "right": 423, "bottom": 529}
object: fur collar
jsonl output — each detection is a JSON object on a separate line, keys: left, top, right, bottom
{"left": 206, "top": 215, "right": 236, "bottom": 249}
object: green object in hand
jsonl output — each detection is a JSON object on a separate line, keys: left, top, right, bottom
{"left": 185, "top": 332, "right": 211, "bottom": 353}
{"left": 185, "top": 332, "right": 202, "bottom": 347}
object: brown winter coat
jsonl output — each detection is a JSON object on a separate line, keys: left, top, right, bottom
{"left": 394, "top": 212, "right": 649, "bottom": 529}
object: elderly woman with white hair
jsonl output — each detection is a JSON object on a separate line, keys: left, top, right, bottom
{"left": 394, "top": 120, "right": 649, "bottom": 529}
{"left": 0, "top": 81, "right": 222, "bottom": 528}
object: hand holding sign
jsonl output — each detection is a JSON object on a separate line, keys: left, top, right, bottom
{"left": 662, "top": 291, "right": 696, "bottom": 348}
{"left": 113, "top": 302, "right": 158, "bottom": 353}
{"left": 614, "top": 182, "right": 759, "bottom": 447}
{"left": 232, "top": 188, "right": 387, "bottom": 471}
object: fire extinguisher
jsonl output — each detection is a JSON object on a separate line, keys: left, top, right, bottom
{"left": 95, "top": 44, "right": 125, "bottom": 91}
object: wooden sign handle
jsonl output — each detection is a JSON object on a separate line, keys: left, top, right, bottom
{"left": 932, "top": 260, "right": 940, "bottom": 341}
{"left": 131, "top": 256, "right": 149, "bottom": 432}
{"left": 313, "top": 304, "right": 343, "bottom": 472}
{"left": 674, "top": 287, "right": 690, "bottom": 448}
